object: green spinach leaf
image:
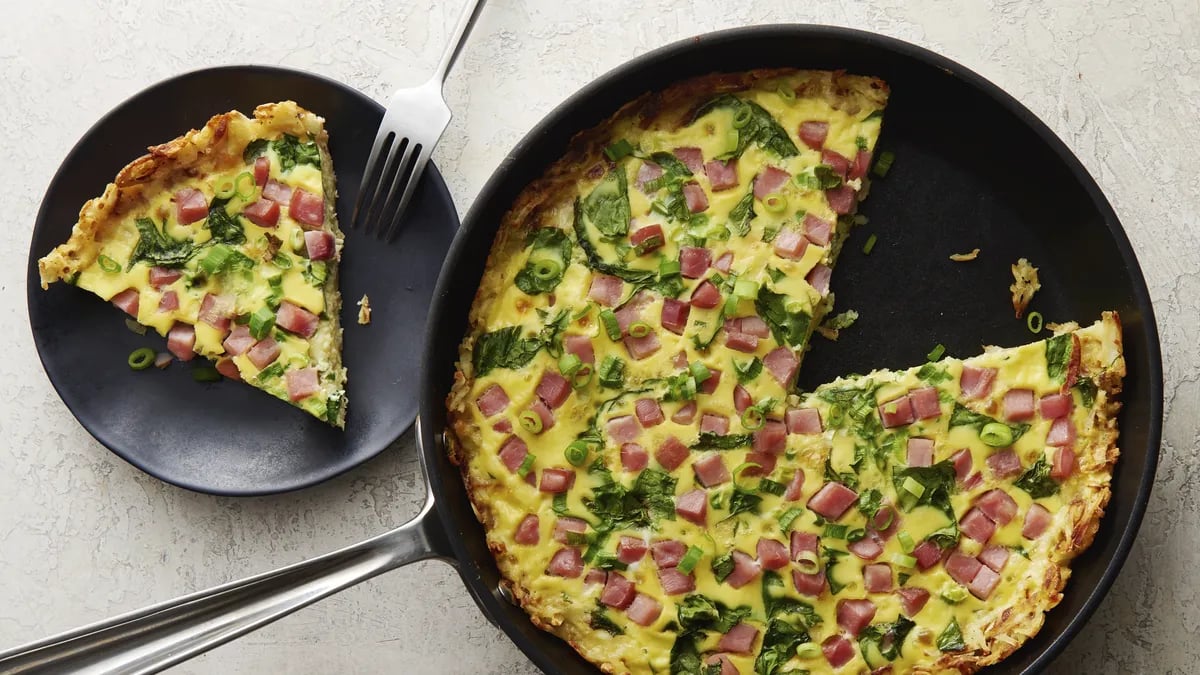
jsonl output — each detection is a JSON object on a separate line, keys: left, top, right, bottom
{"left": 471, "top": 326, "right": 542, "bottom": 376}
{"left": 761, "top": 570, "right": 820, "bottom": 626}
{"left": 755, "top": 288, "right": 811, "bottom": 348}
{"left": 937, "top": 619, "right": 966, "bottom": 652}
{"left": 514, "top": 228, "right": 573, "bottom": 295}
{"left": 1014, "top": 454, "right": 1060, "bottom": 499}
{"left": 1045, "top": 333, "right": 1074, "bottom": 383}
{"left": 1074, "top": 375, "right": 1098, "bottom": 407}
{"left": 728, "top": 191, "right": 756, "bottom": 236}
{"left": 271, "top": 134, "right": 321, "bottom": 172}
{"left": 583, "top": 168, "right": 632, "bottom": 237}
{"left": 691, "top": 432, "right": 753, "bottom": 451}
{"left": 128, "top": 217, "right": 196, "bottom": 270}
{"left": 692, "top": 95, "right": 799, "bottom": 159}
{"left": 948, "top": 403, "right": 1030, "bottom": 444}
{"left": 754, "top": 618, "right": 810, "bottom": 675}
{"left": 858, "top": 616, "right": 916, "bottom": 664}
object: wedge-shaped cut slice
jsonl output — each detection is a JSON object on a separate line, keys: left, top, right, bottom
{"left": 38, "top": 101, "right": 347, "bottom": 426}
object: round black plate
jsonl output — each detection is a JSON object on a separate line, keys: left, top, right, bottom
{"left": 419, "top": 26, "right": 1162, "bottom": 674}
{"left": 27, "top": 66, "right": 458, "bottom": 496}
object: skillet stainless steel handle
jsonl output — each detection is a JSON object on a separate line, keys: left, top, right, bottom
{"left": 0, "top": 493, "right": 452, "bottom": 675}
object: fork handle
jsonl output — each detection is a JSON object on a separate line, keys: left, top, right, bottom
{"left": 432, "top": 0, "right": 488, "bottom": 85}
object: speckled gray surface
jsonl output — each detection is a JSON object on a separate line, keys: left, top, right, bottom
{"left": 1, "top": 1, "right": 1196, "bottom": 673}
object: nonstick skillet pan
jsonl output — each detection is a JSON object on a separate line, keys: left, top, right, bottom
{"left": 0, "top": 25, "right": 1161, "bottom": 675}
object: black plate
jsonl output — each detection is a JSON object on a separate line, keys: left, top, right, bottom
{"left": 27, "top": 66, "right": 458, "bottom": 496}
{"left": 419, "top": 26, "right": 1162, "bottom": 673}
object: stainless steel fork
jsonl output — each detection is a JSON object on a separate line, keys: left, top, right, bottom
{"left": 351, "top": 0, "right": 487, "bottom": 241}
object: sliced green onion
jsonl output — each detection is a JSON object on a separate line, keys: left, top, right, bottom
{"left": 599, "top": 310, "right": 621, "bottom": 341}
{"left": 248, "top": 306, "right": 276, "bottom": 340}
{"left": 901, "top": 476, "right": 926, "bottom": 499}
{"left": 659, "top": 258, "right": 681, "bottom": 277}
{"left": 271, "top": 251, "right": 293, "bottom": 269}
{"left": 552, "top": 493, "right": 568, "bottom": 514}
{"left": 980, "top": 422, "right": 1014, "bottom": 447}
{"left": 855, "top": 135, "right": 868, "bottom": 151}
{"left": 628, "top": 322, "right": 652, "bottom": 338}
{"left": 234, "top": 171, "right": 256, "bottom": 199}
{"left": 777, "top": 85, "right": 796, "bottom": 103}
{"left": 927, "top": 343, "right": 946, "bottom": 361}
{"left": 941, "top": 584, "right": 969, "bottom": 604}
{"left": 125, "top": 319, "right": 147, "bottom": 335}
{"left": 778, "top": 507, "right": 804, "bottom": 532}
{"left": 795, "top": 642, "right": 821, "bottom": 659}
{"left": 823, "top": 523, "right": 848, "bottom": 539}
{"left": 531, "top": 258, "right": 563, "bottom": 281}
{"left": 722, "top": 129, "right": 740, "bottom": 155}
{"left": 827, "top": 404, "right": 845, "bottom": 427}
{"left": 898, "top": 531, "right": 916, "bottom": 554}
{"left": 794, "top": 549, "right": 820, "bottom": 575}
{"left": 846, "top": 528, "right": 866, "bottom": 542}
{"left": 127, "top": 347, "right": 155, "bottom": 370}
{"left": 571, "top": 364, "right": 594, "bottom": 388}
{"left": 733, "top": 278, "right": 760, "bottom": 299}
{"left": 604, "top": 139, "right": 635, "bottom": 161}
{"left": 517, "top": 453, "right": 536, "bottom": 477}
{"left": 213, "top": 178, "right": 237, "bottom": 199}
{"left": 873, "top": 150, "right": 896, "bottom": 178}
{"left": 731, "top": 461, "right": 762, "bottom": 488}
{"left": 1027, "top": 311, "right": 1044, "bottom": 334}
{"left": 762, "top": 194, "right": 788, "bottom": 214}
{"left": 97, "top": 254, "right": 120, "bottom": 273}
{"left": 723, "top": 293, "right": 740, "bottom": 316}
{"left": 740, "top": 407, "right": 765, "bottom": 431}
{"left": 199, "top": 244, "right": 233, "bottom": 275}
{"left": 558, "top": 352, "right": 583, "bottom": 377}
{"left": 564, "top": 441, "right": 589, "bottom": 467}
{"left": 290, "top": 229, "right": 305, "bottom": 252}
{"left": 689, "top": 361, "right": 711, "bottom": 383}
{"left": 732, "top": 106, "right": 753, "bottom": 129}
{"left": 519, "top": 410, "right": 544, "bottom": 434}
{"left": 677, "top": 545, "right": 704, "bottom": 574}
{"left": 192, "top": 365, "right": 221, "bottom": 382}
{"left": 891, "top": 553, "right": 918, "bottom": 569}
{"left": 758, "top": 479, "right": 785, "bottom": 496}
{"left": 862, "top": 233, "right": 878, "bottom": 255}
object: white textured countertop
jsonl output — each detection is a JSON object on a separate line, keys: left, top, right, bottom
{"left": 2, "top": 1, "right": 1197, "bottom": 673}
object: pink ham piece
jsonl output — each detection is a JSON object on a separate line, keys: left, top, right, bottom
{"left": 304, "top": 230, "right": 335, "bottom": 261}
{"left": 682, "top": 182, "right": 709, "bottom": 213}
{"left": 786, "top": 408, "right": 823, "bottom": 435}
{"left": 1047, "top": 417, "right": 1076, "bottom": 447}
{"left": 753, "top": 166, "right": 791, "bottom": 199}
{"left": 614, "top": 291, "right": 651, "bottom": 334}
{"left": 872, "top": 505, "right": 900, "bottom": 540}
{"left": 979, "top": 545, "right": 1011, "bottom": 572}
{"left": 909, "top": 386, "right": 942, "bottom": 420}
{"left": 907, "top": 438, "right": 934, "bottom": 467}
{"left": 969, "top": 565, "right": 1001, "bottom": 600}
{"left": 636, "top": 161, "right": 664, "bottom": 190}
{"left": 671, "top": 402, "right": 697, "bottom": 424}
{"left": 977, "top": 489, "right": 1019, "bottom": 525}
{"left": 717, "top": 622, "right": 759, "bottom": 655}
{"left": 175, "top": 188, "right": 208, "bottom": 225}
{"left": 959, "top": 507, "right": 997, "bottom": 543}
{"left": 493, "top": 420, "right": 513, "bottom": 434}
{"left": 588, "top": 274, "right": 623, "bottom": 307}
{"left": 987, "top": 449, "right": 1023, "bottom": 479}
{"left": 793, "top": 569, "right": 826, "bottom": 596}
{"left": 527, "top": 399, "right": 555, "bottom": 432}
{"left": 725, "top": 331, "right": 759, "bottom": 353}
{"left": 822, "top": 150, "right": 851, "bottom": 177}
{"left": 951, "top": 449, "right": 974, "bottom": 483}
{"left": 111, "top": 289, "right": 139, "bottom": 318}
{"left": 733, "top": 384, "right": 753, "bottom": 413}
{"left": 675, "top": 488, "right": 708, "bottom": 526}
{"left": 149, "top": 266, "right": 182, "bottom": 288}
{"left": 738, "top": 451, "right": 773, "bottom": 478}
{"left": 655, "top": 437, "right": 690, "bottom": 471}
{"left": 701, "top": 413, "right": 730, "bottom": 435}
{"left": 616, "top": 536, "right": 647, "bottom": 564}
{"left": 809, "top": 482, "right": 859, "bottom": 520}
{"left": 1040, "top": 393, "right": 1073, "bottom": 419}
{"left": 547, "top": 548, "right": 583, "bottom": 578}
{"left": 1052, "top": 447, "right": 1076, "bottom": 480}
{"left": 651, "top": 540, "right": 687, "bottom": 567}
{"left": 699, "top": 368, "right": 722, "bottom": 394}
{"left": 630, "top": 224, "right": 665, "bottom": 254}
{"left": 734, "top": 316, "right": 770, "bottom": 337}
{"left": 799, "top": 121, "right": 829, "bottom": 149}
{"left": 772, "top": 228, "right": 809, "bottom": 260}
{"left": 552, "top": 517, "right": 588, "bottom": 544}
{"left": 660, "top": 299, "right": 691, "bottom": 335}
{"left": 912, "top": 540, "right": 943, "bottom": 570}
{"left": 837, "top": 599, "right": 877, "bottom": 637}
{"left": 289, "top": 189, "right": 325, "bottom": 229}
{"left": 497, "top": 436, "right": 529, "bottom": 473}
{"left": 764, "top": 347, "right": 799, "bottom": 387}
{"left": 825, "top": 185, "right": 855, "bottom": 214}
{"left": 863, "top": 563, "right": 893, "bottom": 593}
{"left": 945, "top": 552, "right": 983, "bottom": 585}
{"left": 1003, "top": 389, "right": 1036, "bottom": 421}
{"left": 963, "top": 471, "right": 984, "bottom": 491}
{"left": 657, "top": 568, "right": 696, "bottom": 595}
{"left": 536, "top": 371, "right": 571, "bottom": 409}
{"left": 262, "top": 179, "right": 292, "bottom": 204}
{"left": 285, "top": 367, "right": 319, "bottom": 401}
{"left": 690, "top": 280, "right": 722, "bottom": 309}
{"left": 693, "top": 453, "right": 730, "bottom": 487}
{"left": 757, "top": 538, "right": 790, "bottom": 570}
{"left": 784, "top": 470, "right": 805, "bottom": 500}
{"left": 897, "top": 587, "right": 931, "bottom": 617}
{"left": 158, "top": 291, "right": 179, "bottom": 313}
{"left": 624, "top": 332, "right": 661, "bottom": 360}
{"left": 822, "top": 635, "right": 855, "bottom": 669}
{"left": 713, "top": 251, "right": 734, "bottom": 272}
{"left": 253, "top": 155, "right": 270, "bottom": 186}
{"left": 243, "top": 199, "right": 280, "bottom": 228}
{"left": 705, "top": 159, "right": 739, "bottom": 191}
{"left": 803, "top": 213, "right": 833, "bottom": 246}
{"left": 215, "top": 358, "right": 241, "bottom": 381}
{"left": 222, "top": 325, "right": 256, "bottom": 356}
{"left": 674, "top": 146, "right": 704, "bottom": 174}
{"left": 879, "top": 395, "right": 915, "bottom": 428}
{"left": 563, "top": 334, "right": 595, "bottom": 365}
{"left": 1023, "top": 503, "right": 1053, "bottom": 539}
{"left": 539, "top": 468, "right": 575, "bottom": 493}
{"left": 960, "top": 366, "right": 998, "bottom": 400}
{"left": 600, "top": 572, "right": 636, "bottom": 609}
{"left": 604, "top": 413, "right": 643, "bottom": 444}
{"left": 621, "top": 443, "right": 648, "bottom": 472}
{"left": 514, "top": 514, "right": 539, "bottom": 545}
{"left": 585, "top": 568, "right": 607, "bottom": 587}
{"left": 791, "top": 531, "right": 819, "bottom": 560}
{"left": 475, "top": 384, "right": 508, "bottom": 415}
{"left": 807, "top": 264, "right": 832, "bottom": 296}
{"left": 634, "top": 398, "right": 664, "bottom": 427}
{"left": 166, "top": 323, "right": 196, "bottom": 361}
{"left": 247, "top": 337, "right": 280, "bottom": 369}
{"left": 848, "top": 532, "right": 884, "bottom": 561}
{"left": 725, "top": 551, "right": 762, "bottom": 589}
{"left": 625, "top": 593, "right": 662, "bottom": 626}
{"left": 276, "top": 300, "right": 317, "bottom": 338}
{"left": 849, "top": 150, "right": 873, "bottom": 181}
{"left": 679, "top": 246, "right": 712, "bottom": 279}
{"left": 752, "top": 419, "right": 788, "bottom": 455}
{"left": 705, "top": 654, "right": 739, "bottom": 675}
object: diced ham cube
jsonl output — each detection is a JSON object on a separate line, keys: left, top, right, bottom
{"left": 1023, "top": 503, "right": 1053, "bottom": 539}
{"left": 660, "top": 299, "right": 691, "bottom": 335}
{"left": 527, "top": 398, "right": 556, "bottom": 433}
{"left": 907, "top": 438, "right": 934, "bottom": 467}
{"left": 243, "top": 199, "right": 280, "bottom": 228}
{"left": 246, "top": 337, "right": 280, "bottom": 369}
{"left": 735, "top": 316, "right": 770, "bottom": 338}
{"left": 945, "top": 552, "right": 982, "bottom": 585}
{"left": 879, "top": 395, "right": 915, "bottom": 428}
{"left": 725, "top": 331, "right": 759, "bottom": 353}
{"left": 623, "top": 332, "right": 661, "bottom": 360}
{"left": 148, "top": 266, "right": 182, "bottom": 288}
{"left": 912, "top": 540, "right": 943, "bottom": 570}
{"left": 552, "top": 517, "right": 588, "bottom": 544}
{"left": 753, "top": 166, "right": 791, "bottom": 199}
{"left": 791, "top": 531, "right": 819, "bottom": 559}
{"left": 222, "top": 325, "right": 256, "bottom": 356}
{"left": 655, "top": 436, "right": 690, "bottom": 471}
{"left": 786, "top": 408, "right": 823, "bottom": 435}
{"left": 636, "top": 161, "right": 663, "bottom": 190}
{"left": 699, "top": 368, "right": 722, "bottom": 394}
{"left": 493, "top": 419, "right": 513, "bottom": 434}
{"left": 547, "top": 548, "right": 583, "bottom": 578}
{"left": 682, "top": 182, "right": 709, "bottom": 213}
{"left": 987, "top": 449, "right": 1023, "bottom": 479}
{"left": 725, "top": 551, "right": 762, "bottom": 589}
{"left": 175, "top": 187, "right": 208, "bottom": 224}
{"left": 848, "top": 532, "right": 884, "bottom": 561}
{"left": 822, "top": 150, "right": 851, "bottom": 177}
{"left": 705, "top": 159, "right": 739, "bottom": 191}
{"left": 705, "top": 654, "right": 739, "bottom": 675}
{"left": 979, "top": 545, "right": 1011, "bottom": 572}
{"left": 289, "top": 188, "right": 325, "bottom": 229}
{"left": 614, "top": 291, "right": 651, "bottom": 333}
{"left": 752, "top": 419, "right": 788, "bottom": 455}
{"left": 717, "top": 622, "right": 759, "bottom": 654}
{"left": 822, "top": 635, "right": 855, "bottom": 669}
{"left": 304, "top": 230, "right": 335, "bottom": 261}
{"left": 897, "top": 587, "right": 931, "bottom": 617}
{"left": 732, "top": 385, "right": 753, "bottom": 414}
{"left": 539, "top": 468, "right": 576, "bottom": 493}
{"left": 285, "top": 367, "right": 319, "bottom": 401}
{"left": 803, "top": 213, "right": 833, "bottom": 246}
{"left": 864, "top": 563, "right": 893, "bottom": 593}
{"left": 960, "top": 366, "right": 998, "bottom": 400}
{"left": 625, "top": 593, "right": 662, "bottom": 626}
{"left": 1047, "top": 417, "right": 1076, "bottom": 447}
{"left": 969, "top": 565, "right": 1001, "bottom": 600}
{"left": 476, "top": 384, "right": 510, "bottom": 417}
{"left": 872, "top": 505, "right": 900, "bottom": 540}
{"left": 275, "top": 300, "right": 317, "bottom": 338}
{"left": 585, "top": 567, "right": 607, "bottom": 587}
{"left": 825, "top": 185, "right": 855, "bottom": 214}
{"left": 1003, "top": 389, "right": 1036, "bottom": 421}
{"left": 215, "top": 358, "right": 241, "bottom": 381}
{"left": 799, "top": 121, "right": 829, "bottom": 150}
{"left": 960, "top": 507, "right": 997, "bottom": 543}
{"left": 564, "top": 334, "right": 595, "bottom": 365}
{"left": 963, "top": 471, "right": 984, "bottom": 491}
{"left": 701, "top": 413, "right": 730, "bottom": 435}
{"left": 588, "top": 274, "right": 623, "bottom": 307}
{"left": 773, "top": 228, "right": 809, "bottom": 260}
{"left": 951, "top": 449, "right": 974, "bottom": 483}
{"left": 849, "top": 150, "right": 873, "bottom": 181}
{"left": 713, "top": 251, "right": 734, "bottom": 272}
{"left": 617, "top": 536, "right": 648, "bottom": 564}
{"left": 607, "top": 415, "right": 639, "bottom": 443}
{"left": 620, "top": 443, "right": 648, "bottom": 472}
{"left": 784, "top": 470, "right": 805, "bottom": 501}
{"left": 675, "top": 489, "right": 708, "bottom": 526}
{"left": 808, "top": 482, "right": 858, "bottom": 520}
{"left": 740, "top": 451, "right": 776, "bottom": 479}
{"left": 977, "top": 489, "right": 1019, "bottom": 525}
{"left": 630, "top": 224, "right": 664, "bottom": 254}
{"left": 690, "top": 280, "right": 722, "bottom": 309}
{"left": 836, "top": 599, "right": 877, "bottom": 637}
{"left": 651, "top": 540, "right": 687, "bottom": 568}
{"left": 757, "top": 539, "right": 789, "bottom": 571}
{"left": 807, "top": 263, "right": 832, "bottom": 296}
{"left": 262, "top": 179, "right": 292, "bottom": 204}
{"left": 600, "top": 572, "right": 637, "bottom": 609}
{"left": 1040, "top": 393, "right": 1073, "bottom": 419}
{"left": 764, "top": 347, "right": 800, "bottom": 387}
{"left": 674, "top": 146, "right": 704, "bottom": 174}
{"left": 693, "top": 453, "right": 730, "bottom": 487}
{"left": 536, "top": 371, "right": 571, "bottom": 409}
{"left": 909, "top": 386, "right": 942, "bottom": 420}
{"left": 514, "top": 514, "right": 539, "bottom": 545}
{"left": 679, "top": 246, "right": 712, "bottom": 279}
{"left": 158, "top": 290, "right": 179, "bottom": 313}
{"left": 253, "top": 155, "right": 270, "bottom": 186}
{"left": 111, "top": 289, "right": 140, "bottom": 317}
{"left": 671, "top": 402, "right": 697, "bottom": 425}
{"left": 1052, "top": 447, "right": 1076, "bottom": 480}
{"left": 497, "top": 436, "right": 529, "bottom": 473}
{"left": 657, "top": 568, "right": 696, "bottom": 595}
{"left": 634, "top": 398, "right": 665, "bottom": 427}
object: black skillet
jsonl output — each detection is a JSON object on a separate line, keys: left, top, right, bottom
{"left": 1, "top": 25, "right": 1161, "bottom": 675}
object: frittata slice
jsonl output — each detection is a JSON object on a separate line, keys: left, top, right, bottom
{"left": 38, "top": 101, "right": 347, "bottom": 427}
